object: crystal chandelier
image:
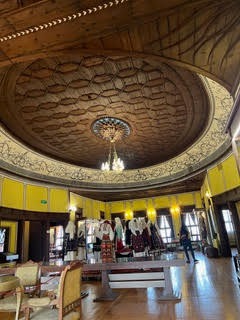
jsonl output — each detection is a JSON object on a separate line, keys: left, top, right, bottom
{"left": 101, "top": 140, "right": 124, "bottom": 172}
{"left": 92, "top": 117, "right": 130, "bottom": 172}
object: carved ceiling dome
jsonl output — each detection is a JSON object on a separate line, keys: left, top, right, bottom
{"left": 1, "top": 56, "right": 209, "bottom": 170}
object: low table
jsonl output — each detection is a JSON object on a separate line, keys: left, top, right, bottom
{"left": 0, "top": 253, "right": 185, "bottom": 302}
{"left": 84, "top": 253, "right": 185, "bottom": 302}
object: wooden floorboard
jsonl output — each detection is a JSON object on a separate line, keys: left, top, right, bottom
{"left": 1, "top": 251, "right": 240, "bottom": 320}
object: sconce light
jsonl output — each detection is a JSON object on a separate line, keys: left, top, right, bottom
{"left": 205, "top": 191, "right": 211, "bottom": 199}
{"left": 147, "top": 209, "right": 156, "bottom": 222}
{"left": 69, "top": 205, "right": 77, "bottom": 212}
{"left": 124, "top": 210, "right": 133, "bottom": 220}
{"left": 170, "top": 205, "right": 180, "bottom": 215}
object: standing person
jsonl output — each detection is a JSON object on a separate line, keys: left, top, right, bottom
{"left": 179, "top": 222, "right": 198, "bottom": 263}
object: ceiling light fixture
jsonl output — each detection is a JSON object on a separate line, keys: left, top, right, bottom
{"left": 92, "top": 117, "right": 131, "bottom": 172}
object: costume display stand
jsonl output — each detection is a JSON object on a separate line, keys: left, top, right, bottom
{"left": 98, "top": 220, "right": 115, "bottom": 263}
{"left": 63, "top": 220, "right": 77, "bottom": 261}
{"left": 81, "top": 217, "right": 165, "bottom": 262}
{"left": 77, "top": 221, "right": 86, "bottom": 260}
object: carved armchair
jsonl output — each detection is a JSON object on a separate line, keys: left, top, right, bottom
{"left": 22, "top": 261, "right": 82, "bottom": 320}
{"left": 15, "top": 260, "right": 41, "bottom": 297}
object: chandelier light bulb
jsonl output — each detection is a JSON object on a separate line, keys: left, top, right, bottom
{"left": 101, "top": 161, "right": 110, "bottom": 171}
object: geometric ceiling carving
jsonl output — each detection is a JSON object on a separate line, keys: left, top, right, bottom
{"left": 0, "top": 75, "right": 232, "bottom": 188}
{"left": 1, "top": 56, "right": 209, "bottom": 169}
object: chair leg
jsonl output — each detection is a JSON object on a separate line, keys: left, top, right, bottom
{"left": 21, "top": 305, "right": 32, "bottom": 320}
{"left": 15, "top": 286, "right": 23, "bottom": 320}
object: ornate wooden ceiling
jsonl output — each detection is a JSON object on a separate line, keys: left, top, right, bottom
{"left": 0, "top": 0, "right": 239, "bottom": 200}
{"left": 0, "top": 56, "right": 209, "bottom": 169}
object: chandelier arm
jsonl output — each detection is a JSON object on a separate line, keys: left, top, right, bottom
{"left": 109, "top": 141, "right": 112, "bottom": 166}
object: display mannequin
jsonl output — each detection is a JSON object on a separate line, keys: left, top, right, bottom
{"left": 77, "top": 222, "right": 86, "bottom": 260}
{"left": 138, "top": 218, "right": 151, "bottom": 249}
{"left": 148, "top": 220, "right": 164, "bottom": 250}
{"left": 64, "top": 220, "right": 77, "bottom": 261}
{"left": 93, "top": 225, "right": 102, "bottom": 262}
{"left": 129, "top": 218, "right": 145, "bottom": 255}
{"left": 114, "top": 217, "right": 124, "bottom": 252}
{"left": 125, "top": 220, "right": 132, "bottom": 246}
{"left": 65, "top": 220, "right": 76, "bottom": 240}
{"left": 98, "top": 220, "right": 114, "bottom": 263}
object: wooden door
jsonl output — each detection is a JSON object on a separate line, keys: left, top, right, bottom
{"left": 29, "top": 221, "right": 48, "bottom": 262}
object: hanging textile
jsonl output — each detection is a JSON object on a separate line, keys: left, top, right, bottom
{"left": 132, "top": 231, "right": 145, "bottom": 253}
{"left": 149, "top": 223, "right": 164, "bottom": 250}
{"left": 125, "top": 220, "right": 132, "bottom": 246}
{"left": 129, "top": 218, "right": 145, "bottom": 253}
{"left": 99, "top": 220, "right": 114, "bottom": 263}
{"left": 114, "top": 217, "right": 124, "bottom": 252}
{"left": 138, "top": 218, "right": 151, "bottom": 248}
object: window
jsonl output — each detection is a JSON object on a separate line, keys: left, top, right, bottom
{"left": 157, "top": 216, "right": 172, "bottom": 243}
{"left": 49, "top": 225, "right": 64, "bottom": 251}
{"left": 0, "top": 227, "right": 9, "bottom": 253}
{"left": 111, "top": 212, "right": 125, "bottom": 220}
{"left": 182, "top": 212, "right": 201, "bottom": 241}
{"left": 222, "top": 209, "right": 234, "bottom": 233}
{"left": 156, "top": 210, "right": 174, "bottom": 243}
{"left": 55, "top": 226, "right": 64, "bottom": 250}
{"left": 134, "top": 210, "right": 146, "bottom": 218}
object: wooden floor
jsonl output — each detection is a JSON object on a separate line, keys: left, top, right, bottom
{"left": 1, "top": 251, "right": 240, "bottom": 320}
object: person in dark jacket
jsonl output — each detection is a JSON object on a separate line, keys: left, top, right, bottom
{"left": 179, "top": 222, "right": 198, "bottom": 263}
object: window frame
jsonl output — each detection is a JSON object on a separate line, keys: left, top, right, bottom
{"left": 181, "top": 209, "right": 201, "bottom": 242}
{"left": 156, "top": 209, "right": 174, "bottom": 243}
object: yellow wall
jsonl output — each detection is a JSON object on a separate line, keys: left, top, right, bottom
{"left": 0, "top": 176, "right": 69, "bottom": 213}
{"left": 69, "top": 193, "right": 105, "bottom": 219}
{"left": 201, "top": 154, "right": 240, "bottom": 207}
{"left": 207, "top": 166, "right": 225, "bottom": 196}
{"left": 222, "top": 155, "right": 240, "bottom": 190}
{"left": 154, "top": 196, "right": 170, "bottom": 208}
{"left": 1, "top": 178, "right": 24, "bottom": 209}
{"left": 49, "top": 189, "right": 69, "bottom": 213}
{"left": 69, "top": 191, "right": 202, "bottom": 237}
{"left": 0, "top": 177, "right": 69, "bottom": 252}
{"left": 206, "top": 154, "right": 240, "bottom": 197}
{"left": 26, "top": 185, "right": 48, "bottom": 212}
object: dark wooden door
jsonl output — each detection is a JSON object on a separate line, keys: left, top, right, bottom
{"left": 29, "top": 221, "right": 48, "bottom": 262}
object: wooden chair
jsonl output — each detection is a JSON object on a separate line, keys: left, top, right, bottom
{"left": 15, "top": 260, "right": 41, "bottom": 297}
{"left": 22, "top": 261, "right": 82, "bottom": 320}
{"left": 0, "top": 276, "right": 22, "bottom": 320}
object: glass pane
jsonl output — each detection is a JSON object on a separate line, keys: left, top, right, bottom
{"left": 191, "top": 226, "right": 198, "bottom": 235}
{"left": 222, "top": 210, "right": 229, "bottom": 221}
{"left": 160, "top": 217, "right": 165, "bottom": 228}
{"left": 161, "top": 230, "right": 167, "bottom": 238}
{"left": 166, "top": 228, "right": 171, "bottom": 237}
{"left": 225, "top": 222, "right": 233, "bottom": 233}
